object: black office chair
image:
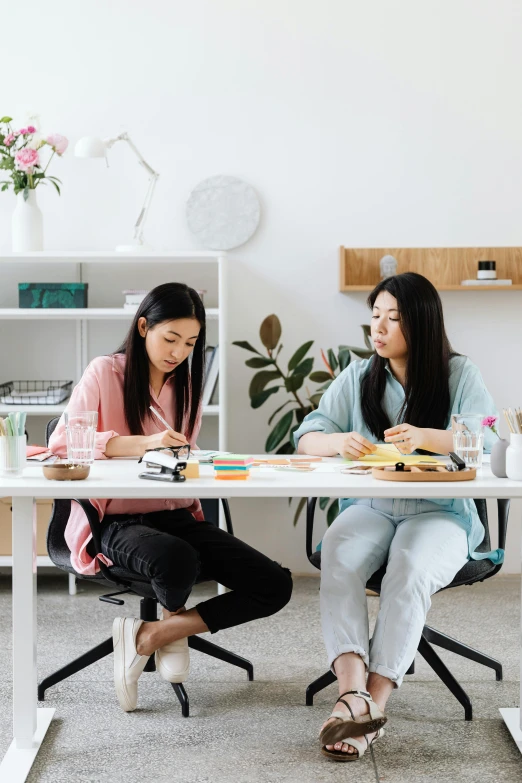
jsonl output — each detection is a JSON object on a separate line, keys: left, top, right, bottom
{"left": 305, "top": 496, "right": 510, "bottom": 720}
{"left": 38, "top": 417, "right": 253, "bottom": 717}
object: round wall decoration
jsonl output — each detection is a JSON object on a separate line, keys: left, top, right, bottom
{"left": 186, "top": 175, "right": 261, "bottom": 250}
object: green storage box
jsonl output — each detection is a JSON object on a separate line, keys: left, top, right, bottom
{"left": 18, "top": 283, "right": 89, "bottom": 308}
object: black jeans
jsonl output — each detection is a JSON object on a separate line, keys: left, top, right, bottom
{"left": 97, "top": 508, "right": 293, "bottom": 634}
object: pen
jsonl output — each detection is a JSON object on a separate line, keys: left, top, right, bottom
{"left": 149, "top": 406, "right": 188, "bottom": 444}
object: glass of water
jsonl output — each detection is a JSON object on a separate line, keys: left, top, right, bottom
{"left": 452, "top": 414, "right": 484, "bottom": 468}
{"left": 64, "top": 411, "right": 98, "bottom": 465}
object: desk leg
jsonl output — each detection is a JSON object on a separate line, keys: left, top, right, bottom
{"left": 0, "top": 496, "right": 54, "bottom": 782}
{"left": 499, "top": 501, "right": 522, "bottom": 752}
{"left": 217, "top": 500, "right": 227, "bottom": 596}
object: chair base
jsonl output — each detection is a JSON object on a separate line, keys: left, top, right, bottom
{"left": 305, "top": 625, "right": 502, "bottom": 721}
{"left": 38, "top": 596, "right": 254, "bottom": 717}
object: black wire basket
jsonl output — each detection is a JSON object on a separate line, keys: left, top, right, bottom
{"left": 0, "top": 380, "right": 73, "bottom": 405}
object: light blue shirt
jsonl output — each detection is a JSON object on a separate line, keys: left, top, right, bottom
{"left": 294, "top": 355, "right": 503, "bottom": 564}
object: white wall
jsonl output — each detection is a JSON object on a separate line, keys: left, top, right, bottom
{"left": 1, "top": 0, "right": 521, "bottom": 571}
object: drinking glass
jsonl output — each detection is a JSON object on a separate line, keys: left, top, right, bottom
{"left": 0, "top": 434, "right": 27, "bottom": 477}
{"left": 64, "top": 411, "right": 98, "bottom": 465}
{"left": 452, "top": 414, "right": 484, "bottom": 468}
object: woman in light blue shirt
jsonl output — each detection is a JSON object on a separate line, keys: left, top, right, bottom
{"left": 294, "top": 272, "right": 500, "bottom": 763}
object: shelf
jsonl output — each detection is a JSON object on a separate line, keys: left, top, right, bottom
{"left": 339, "top": 246, "right": 522, "bottom": 291}
{"left": 0, "top": 307, "right": 219, "bottom": 320}
{"left": 342, "top": 285, "right": 522, "bottom": 291}
{"left": 0, "top": 555, "right": 53, "bottom": 567}
{"left": 0, "top": 250, "right": 225, "bottom": 263}
{"left": 0, "top": 403, "right": 220, "bottom": 416}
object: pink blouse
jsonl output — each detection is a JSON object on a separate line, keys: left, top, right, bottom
{"left": 48, "top": 353, "right": 203, "bottom": 576}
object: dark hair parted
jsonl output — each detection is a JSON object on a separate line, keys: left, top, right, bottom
{"left": 360, "top": 272, "right": 455, "bottom": 440}
{"left": 115, "top": 282, "right": 206, "bottom": 438}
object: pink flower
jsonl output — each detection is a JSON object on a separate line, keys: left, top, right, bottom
{"left": 27, "top": 125, "right": 36, "bottom": 133}
{"left": 482, "top": 416, "right": 498, "bottom": 428}
{"left": 46, "top": 133, "right": 68, "bottom": 155}
{"left": 3, "top": 132, "right": 16, "bottom": 146}
{"left": 14, "top": 148, "right": 39, "bottom": 172}
{"left": 18, "top": 128, "right": 28, "bottom": 135}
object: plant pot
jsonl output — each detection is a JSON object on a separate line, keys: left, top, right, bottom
{"left": 12, "top": 189, "right": 43, "bottom": 251}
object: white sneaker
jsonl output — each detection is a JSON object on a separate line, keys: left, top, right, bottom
{"left": 112, "top": 617, "right": 150, "bottom": 712}
{"left": 155, "top": 636, "right": 190, "bottom": 683}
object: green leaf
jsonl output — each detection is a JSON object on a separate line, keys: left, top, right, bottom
{"left": 0, "top": 157, "right": 14, "bottom": 170}
{"left": 293, "top": 357, "right": 313, "bottom": 377}
{"left": 327, "top": 500, "right": 340, "bottom": 527}
{"left": 232, "top": 340, "right": 262, "bottom": 355}
{"left": 1, "top": 182, "right": 9, "bottom": 191}
{"left": 245, "top": 356, "right": 275, "bottom": 368}
{"left": 275, "top": 440, "right": 295, "bottom": 455}
{"left": 309, "top": 371, "right": 332, "bottom": 383}
{"left": 319, "top": 497, "right": 329, "bottom": 511}
{"left": 249, "top": 370, "right": 280, "bottom": 398}
{"left": 288, "top": 340, "right": 314, "bottom": 372}
{"left": 260, "top": 314, "right": 282, "bottom": 350}
{"left": 361, "top": 324, "right": 373, "bottom": 351}
{"left": 292, "top": 496, "right": 307, "bottom": 526}
{"left": 23, "top": 187, "right": 29, "bottom": 201}
{"left": 347, "top": 346, "right": 374, "bottom": 360}
{"left": 265, "top": 410, "right": 294, "bottom": 451}
{"left": 0, "top": 116, "right": 13, "bottom": 123}
{"left": 250, "top": 385, "right": 280, "bottom": 409}
{"left": 309, "top": 392, "right": 323, "bottom": 406}
{"left": 327, "top": 349, "right": 338, "bottom": 372}
{"left": 338, "top": 348, "right": 352, "bottom": 372}
{"left": 285, "top": 374, "right": 304, "bottom": 392}
{"left": 276, "top": 344, "right": 283, "bottom": 357}
{"left": 268, "top": 400, "right": 294, "bottom": 425}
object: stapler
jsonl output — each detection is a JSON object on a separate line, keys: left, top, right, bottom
{"left": 138, "top": 448, "right": 189, "bottom": 482}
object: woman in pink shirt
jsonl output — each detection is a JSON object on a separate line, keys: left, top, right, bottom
{"left": 49, "top": 282, "right": 292, "bottom": 713}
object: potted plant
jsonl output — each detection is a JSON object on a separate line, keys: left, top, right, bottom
{"left": 0, "top": 116, "right": 68, "bottom": 251}
{"left": 233, "top": 315, "right": 374, "bottom": 524}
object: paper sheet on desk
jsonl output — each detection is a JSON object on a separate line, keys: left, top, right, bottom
{"left": 346, "top": 443, "right": 446, "bottom": 467}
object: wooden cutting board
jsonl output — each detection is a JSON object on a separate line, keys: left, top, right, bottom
{"left": 372, "top": 465, "right": 477, "bottom": 482}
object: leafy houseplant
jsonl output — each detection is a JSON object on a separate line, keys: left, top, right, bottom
{"left": 233, "top": 315, "right": 374, "bottom": 525}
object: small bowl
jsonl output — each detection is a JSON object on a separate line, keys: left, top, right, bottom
{"left": 42, "top": 463, "right": 90, "bottom": 481}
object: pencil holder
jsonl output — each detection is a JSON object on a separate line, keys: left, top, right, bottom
{"left": 0, "top": 435, "right": 27, "bottom": 477}
{"left": 506, "top": 433, "right": 522, "bottom": 481}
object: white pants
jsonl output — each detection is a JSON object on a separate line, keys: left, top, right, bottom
{"left": 320, "top": 498, "right": 469, "bottom": 687}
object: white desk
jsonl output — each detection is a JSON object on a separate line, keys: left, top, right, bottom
{"left": 1, "top": 458, "right": 522, "bottom": 781}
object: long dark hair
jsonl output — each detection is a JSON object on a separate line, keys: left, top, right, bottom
{"left": 360, "top": 272, "right": 454, "bottom": 439}
{"left": 116, "top": 282, "right": 206, "bottom": 438}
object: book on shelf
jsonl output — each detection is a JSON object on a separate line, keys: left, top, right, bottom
{"left": 461, "top": 279, "right": 512, "bottom": 286}
{"left": 202, "top": 345, "right": 219, "bottom": 407}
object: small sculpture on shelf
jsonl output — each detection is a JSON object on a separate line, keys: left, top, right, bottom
{"left": 379, "top": 254, "right": 398, "bottom": 280}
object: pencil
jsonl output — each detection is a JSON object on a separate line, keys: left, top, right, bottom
{"left": 149, "top": 405, "right": 174, "bottom": 431}
{"left": 503, "top": 409, "right": 514, "bottom": 433}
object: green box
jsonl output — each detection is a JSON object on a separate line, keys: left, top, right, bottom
{"left": 18, "top": 283, "right": 89, "bottom": 309}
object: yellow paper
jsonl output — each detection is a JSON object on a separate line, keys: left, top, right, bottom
{"left": 345, "top": 443, "right": 446, "bottom": 467}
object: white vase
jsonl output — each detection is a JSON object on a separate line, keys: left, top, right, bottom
{"left": 12, "top": 189, "right": 43, "bottom": 251}
{"left": 506, "top": 433, "right": 522, "bottom": 481}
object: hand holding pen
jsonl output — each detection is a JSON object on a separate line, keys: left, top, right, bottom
{"left": 147, "top": 406, "right": 189, "bottom": 450}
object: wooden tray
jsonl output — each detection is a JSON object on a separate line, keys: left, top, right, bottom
{"left": 372, "top": 466, "right": 476, "bottom": 482}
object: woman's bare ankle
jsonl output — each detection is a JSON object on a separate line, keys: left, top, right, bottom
{"left": 135, "top": 622, "right": 157, "bottom": 656}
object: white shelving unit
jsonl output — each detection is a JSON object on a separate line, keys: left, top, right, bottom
{"left": 0, "top": 250, "right": 228, "bottom": 590}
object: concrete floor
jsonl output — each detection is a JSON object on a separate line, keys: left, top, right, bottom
{"left": 0, "top": 573, "right": 521, "bottom": 783}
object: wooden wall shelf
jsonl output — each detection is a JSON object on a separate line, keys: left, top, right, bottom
{"left": 339, "top": 246, "right": 522, "bottom": 291}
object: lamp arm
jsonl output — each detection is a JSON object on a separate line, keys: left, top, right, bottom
{"left": 108, "top": 132, "right": 160, "bottom": 246}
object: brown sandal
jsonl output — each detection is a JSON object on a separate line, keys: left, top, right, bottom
{"left": 319, "top": 689, "right": 387, "bottom": 747}
{"left": 321, "top": 726, "right": 385, "bottom": 762}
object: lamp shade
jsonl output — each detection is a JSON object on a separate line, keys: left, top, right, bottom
{"left": 74, "top": 136, "right": 107, "bottom": 158}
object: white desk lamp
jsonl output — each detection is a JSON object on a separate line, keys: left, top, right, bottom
{"left": 74, "top": 132, "right": 159, "bottom": 252}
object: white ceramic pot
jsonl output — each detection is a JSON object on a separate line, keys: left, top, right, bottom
{"left": 12, "top": 189, "right": 43, "bottom": 251}
{"left": 506, "top": 433, "right": 522, "bottom": 481}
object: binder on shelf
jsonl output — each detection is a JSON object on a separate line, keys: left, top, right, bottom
{"left": 203, "top": 346, "right": 219, "bottom": 407}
